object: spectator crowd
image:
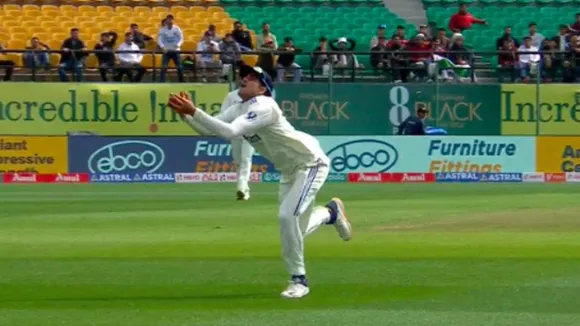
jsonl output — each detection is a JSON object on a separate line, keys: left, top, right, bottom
{"left": 1, "top": 3, "right": 580, "bottom": 83}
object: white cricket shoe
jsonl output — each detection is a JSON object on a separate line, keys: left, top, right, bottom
{"left": 280, "top": 279, "right": 310, "bottom": 299}
{"left": 326, "top": 197, "right": 352, "bottom": 241}
{"left": 236, "top": 190, "right": 250, "bottom": 201}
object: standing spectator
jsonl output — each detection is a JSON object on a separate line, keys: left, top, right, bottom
{"left": 389, "top": 35, "right": 409, "bottom": 83}
{"left": 554, "top": 24, "right": 570, "bottom": 51}
{"left": 24, "top": 37, "right": 50, "bottom": 70}
{"left": 257, "top": 22, "right": 278, "bottom": 50}
{"left": 0, "top": 43, "right": 14, "bottom": 81}
{"left": 312, "top": 36, "right": 334, "bottom": 73}
{"left": 196, "top": 31, "right": 222, "bottom": 81}
{"left": 116, "top": 32, "right": 145, "bottom": 82}
{"left": 388, "top": 25, "right": 408, "bottom": 48}
{"left": 496, "top": 26, "right": 519, "bottom": 50}
{"left": 448, "top": 4, "right": 486, "bottom": 33}
{"left": 436, "top": 28, "right": 450, "bottom": 49}
{"left": 157, "top": 15, "right": 184, "bottom": 83}
{"left": 497, "top": 39, "right": 518, "bottom": 82}
{"left": 518, "top": 36, "right": 541, "bottom": 82}
{"left": 568, "top": 13, "right": 580, "bottom": 34}
{"left": 256, "top": 35, "right": 276, "bottom": 78}
{"left": 94, "top": 31, "right": 118, "bottom": 82}
{"left": 219, "top": 33, "right": 242, "bottom": 78}
{"left": 370, "top": 36, "right": 389, "bottom": 74}
{"left": 58, "top": 28, "right": 86, "bottom": 82}
{"left": 204, "top": 24, "right": 221, "bottom": 43}
{"left": 232, "top": 21, "right": 253, "bottom": 52}
{"left": 330, "top": 37, "right": 361, "bottom": 69}
{"left": 130, "top": 24, "right": 152, "bottom": 49}
{"left": 370, "top": 24, "right": 387, "bottom": 49}
{"left": 527, "top": 22, "right": 545, "bottom": 48}
{"left": 276, "top": 37, "right": 302, "bottom": 83}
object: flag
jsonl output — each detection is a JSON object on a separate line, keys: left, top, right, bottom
{"left": 433, "top": 54, "right": 473, "bottom": 79}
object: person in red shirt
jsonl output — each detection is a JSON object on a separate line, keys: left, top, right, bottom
{"left": 448, "top": 4, "right": 486, "bottom": 33}
{"left": 497, "top": 39, "right": 518, "bottom": 82}
{"left": 406, "top": 34, "right": 432, "bottom": 79}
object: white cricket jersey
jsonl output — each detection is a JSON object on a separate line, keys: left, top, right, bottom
{"left": 190, "top": 95, "right": 328, "bottom": 173}
{"left": 220, "top": 89, "right": 242, "bottom": 113}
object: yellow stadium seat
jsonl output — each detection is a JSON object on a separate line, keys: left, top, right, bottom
{"left": 189, "top": 6, "right": 204, "bottom": 12}
{"left": 5, "top": 10, "right": 22, "bottom": 17}
{"left": 78, "top": 21, "right": 95, "bottom": 30}
{"left": 78, "top": 5, "right": 95, "bottom": 13}
{"left": 60, "top": 5, "right": 77, "bottom": 13}
{"left": 61, "top": 22, "right": 78, "bottom": 30}
{"left": 85, "top": 40, "right": 97, "bottom": 50}
{"left": 171, "top": 6, "right": 188, "bottom": 14}
{"left": 96, "top": 6, "right": 114, "bottom": 13}
{"left": 3, "top": 5, "right": 21, "bottom": 11}
{"left": 242, "top": 54, "right": 258, "bottom": 67}
{"left": 115, "top": 6, "right": 132, "bottom": 13}
{"left": 20, "top": 16, "right": 39, "bottom": 24}
{"left": 41, "top": 21, "right": 60, "bottom": 28}
{"left": 52, "top": 33, "right": 68, "bottom": 42}
{"left": 47, "top": 39, "right": 62, "bottom": 49}
{"left": 9, "top": 26, "right": 27, "bottom": 34}
{"left": 142, "top": 54, "right": 162, "bottom": 68}
{"left": 6, "top": 53, "right": 22, "bottom": 66}
{"left": 32, "top": 33, "right": 50, "bottom": 42}
{"left": 86, "top": 54, "right": 99, "bottom": 68}
{"left": 181, "top": 40, "right": 196, "bottom": 51}
{"left": 49, "top": 53, "right": 62, "bottom": 66}
{"left": 22, "top": 4, "right": 40, "bottom": 11}
{"left": 0, "top": 33, "right": 9, "bottom": 42}
{"left": 7, "top": 39, "right": 26, "bottom": 49}
{"left": 27, "top": 26, "right": 44, "bottom": 34}
{"left": 152, "top": 7, "right": 169, "bottom": 14}
{"left": 80, "top": 11, "right": 98, "bottom": 18}
{"left": 134, "top": 6, "right": 150, "bottom": 14}
{"left": 41, "top": 5, "right": 59, "bottom": 12}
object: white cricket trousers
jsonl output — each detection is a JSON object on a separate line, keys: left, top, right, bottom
{"left": 279, "top": 162, "right": 331, "bottom": 276}
{"left": 231, "top": 139, "right": 254, "bottom": 192}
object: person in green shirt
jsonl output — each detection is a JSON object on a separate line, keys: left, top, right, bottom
{"left": 257, "top": 22, "right": 278, "bottom": 49}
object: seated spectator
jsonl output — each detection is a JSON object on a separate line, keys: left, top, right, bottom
{"left": 58, "top": 28, "right": 86, "bottom": 82}
{"left": 0, "top": 43, "right": 14, "bottom": 81}
{"left": 277, "top": 37, "right": 302, "bottom": 83}
{"left": 448, "top": 4, "right": 486, "bottom": 33}
{"left": 430, "top": 38, "right": 452, "bottom": 81}
{"left": 130, "top": 24, "right": 153, "bottom": 49}
{"left": 389, "top": 35, "right": 409, "bottom": 83}
{"left": 232, "top": 21, "right": 253, "bottom": 52}
{"left": 256, "top": 35, "right": 276, "bottom": 78}
{"left": 219, "top": 33, "right": 242, "bottom": 79}
{"left": 370, "top": 24, "right": 387, "bottom": 49}
{"left": 115, "top": 32, "right": 145, "bottom": 82}
{"left": 568, "top": 13, "right": 580, "bottom": 34}
{"left": 527, "top": 22, "right": 545, "bottom": 49}
{"left": 311, "top": 36, "right": 334, "bottom": 75}
{"left": 330, "top": 37, "right": 362, "bottom": 69}
{"left": 418, "top": 24, "right": 430, "bottom": 39}
{"left": 563, "top": 35, "right": 580, "bottom": 82}
{"left": 497, "top": 39, "right": 518, "bottom": 82}
{"left": 554, "top": 24, "right": 570, "bottom": 51}
{"left": 204, "top": 24, "right": 221, "bottom": 43}
{"left": 434, "top": 33, "right": 472, "bottom": 81}
{"left": 157, "top": 15, "right": 184, "bottom": 83}
{"left": 94, "top": 31, "right": 118, "bottom": 82}
{"left": 436, "top": 28, "right": 450, "bottom": 50}
{"left": 518, "top": 36, "right": 541, "bottom": 82}
{"left": 542, "top": 39, "right": 559, "bottom": 82}
{"left": 24, "top": 37, "right": 50, "bottom": 70}
{"left": 370, "top": 36, "right": 389, "bottom": 74}
{"left": 388, "top": 25, "right": 408, "bottom": 48}
{"left": 257, "top": 22, "right": 278, "bottom": 49}
{"left": 496, "top": 26, "right": 519, "bottom": 50}
{"left": 196, "top": 31, "right": 222, "bottom": 81}
{"left": 405, "top": 33, "right": 431, "bottom": 79}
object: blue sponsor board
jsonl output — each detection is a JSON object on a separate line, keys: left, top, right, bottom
{"left": 261, "top": 172, "right": 347, "bottom": 183}
{"left": 262, "top": 172, "right": 281, "bottom": 183}
{"left": 69, "top": 136, "right": 276, "bottom": 174}
{"left": 91, "top": 173, "right": 175, "bottom": 183}
{"left": 435, "top": 172, "right": 482, "bottom": 182}
{"left": 479, "top": 173, "right": 522, "bottom": 183}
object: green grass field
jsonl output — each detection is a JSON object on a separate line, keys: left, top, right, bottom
{"left": 0, "top": 183, "right": 579, "bottom": 326}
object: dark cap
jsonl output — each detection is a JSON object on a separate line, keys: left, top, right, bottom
{"left": 239, "top": 65, "right": 275, "bottom": 96}
{"left": 417, "top": 105, "right": 428, "bottom": 113}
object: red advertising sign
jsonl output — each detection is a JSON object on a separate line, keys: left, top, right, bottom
{"left": 390, "top": 173, "right": 435, "bottom": 183}
{"left": 3, "top": 173, "right": 89, "bottom": 184}
{"left": 544, "top": 173, "right": 566, "bottom": 183}
{"left": 347, "top": 173, "right": 391, "bottom": 183}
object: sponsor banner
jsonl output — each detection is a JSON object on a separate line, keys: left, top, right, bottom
{"left": 347, "top": 173, "right": 391, "bottom": 183}
{"left": 0, "top": 83, "right": 227, "bottom": 136}
{"left": 175, "top": 172, "right": 262, "bottom": 183}
{"left": 262, "top": 172, "right": 281, "bottom": 183}
{"left": 0, "top": 136, "right": 68, "bottom": 173}
{"left": 390, "top": 173, "right": 435, "bottom": 183}
{"left": 435, "top": 172, "right": 482, "bottom": 182}
{"left": 544, "top": 172, "right": 566, "bottom": 183}
{"left": 522, "top": 172, "right": 545, "bottom": 183}
{"left": 277, "top": 84, "right": 500, "bottom": 135}
{"left": 90, "top": 173, "right": 175, "bottom": 183}
{"left": 68, "top": 136, "right": 276, "bottom": 174}
{"left": 536, "top": 137, "right": 580, "bottom": 172}
{"left": 3, "top": 173, "right": 89, "bottom": 183}
{"left": 319, "top": 136, "right": 535, "bottom": 173}
{"left": 501, "top": 85, "right": 580, "bottom": 135}
{"left": 479, "top": 173, "right": 522, "bottom": 182}
{"left": 326, "top": 173, "right": 348, "bottom": 183}
{"left": 566, "top": 172, "right": 580, "bottom": 182}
